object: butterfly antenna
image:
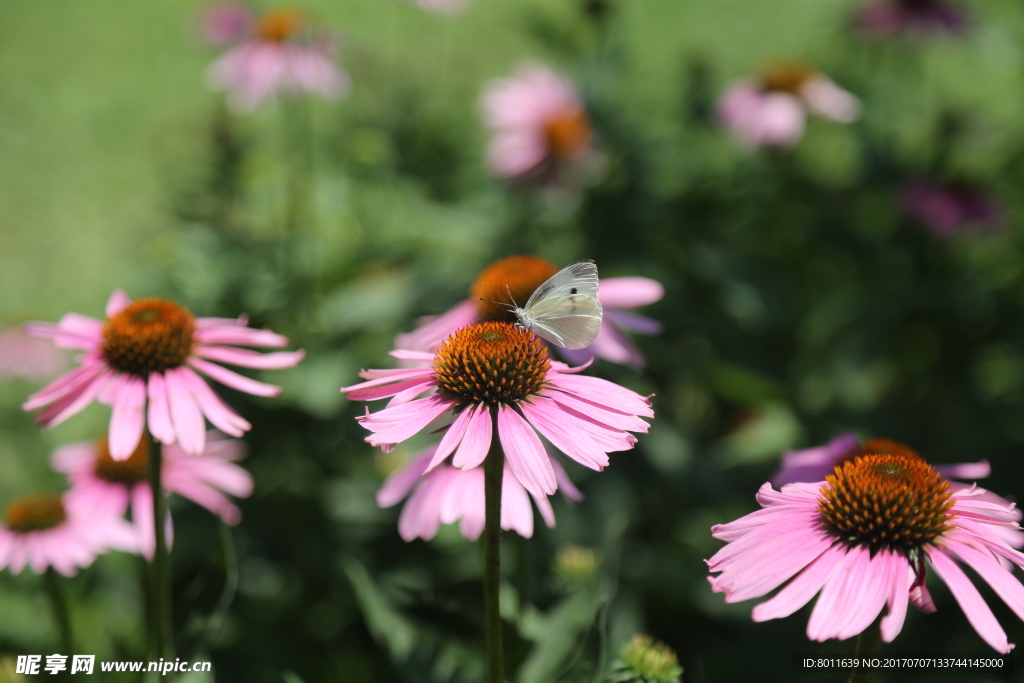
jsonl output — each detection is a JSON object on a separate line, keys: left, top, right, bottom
{"left": 505, "top": 284, "right": 520, "bottom": 309}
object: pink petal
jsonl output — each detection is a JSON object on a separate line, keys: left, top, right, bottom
{"left": 358, "top": 396, "right": 453, "bottom": 448}
{"left": 164, "top": 368, "right": 207, "bottom": 455}
{"left": 188, "top": 357, "right": 282, "bottom": 397}
{"left": 108, "top": 375, "right": 148, "bottom": 460}
{"left": 880, "top": 562, "right": 912, "bottom": 642}
{"left": 452, "top": 404, "right": 494, "bottom": 470}
{"left": 426, "top": 406, "right": 475, "bottom": 472}
{"left": 395, "top": 299, "right": 478, "bottom": 352}
{"left": 146, "top": 373, "right": 176, "bottom": 445}
{"left": 23, "top": 360, "right": 107, "bottom": 412}
{"left": 193, "top": 322, "right": 288, "bottom": 347}
{"left": 546, "top": 373, "right": 653, "bottom": 418}
{"left": 106, "top": 290, "right": 132, "bottom": 317}
{"left": 377, "top": 448, "right": 435, "bottom": 507}
{"left": 193, "top": 345, "right": 305, "bottom": 369}
{"left": 751, "top": 544, "right": 846, "bottom": 621}
{"left": 928, "top": 548, "right": 1012, "bottom": 653}
{"left": 598, "top": 277, "right": 664, "bottom": 309}
{"left": 497, "top": 405, "right": 556, "bottom": 498}
{"left": 31, "top": 368, "right": 114, "bottom": 428}
{"left": 501, "top": 469, "right": 535, "bottom": 538}
{"left": 177, "top": 366, "right": 251, "bottom": 437}
{"left": 520, "top": 399, "right": 609, "bottom": 471}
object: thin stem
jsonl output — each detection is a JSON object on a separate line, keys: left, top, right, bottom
{"left": 483, "top": 408, "right": 504, "bottom": 683}
{"left": 43, "top": 568, "right": 73, "bottom": 655}
{"left": 148, "top": 434, "right": 175, "bottom": 667}
{"left": 848, "top": 616, "right": 882, "bottom": 683}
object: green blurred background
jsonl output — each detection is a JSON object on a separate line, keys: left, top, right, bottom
{"left": 5, "top": 0, "right": 1024, "bottom": 681}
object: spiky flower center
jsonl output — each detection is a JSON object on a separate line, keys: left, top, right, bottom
{"left": 257, "top": 9, "right": 304, "bottom": 42}
{"left": 101, "top": 299, "right": 197, "bottom": 376}
{"left": 4, "top": 494, "right": 66, "bottom": 533}
{"left": 819, "top": 447, "right": 954, "bottom": 554}
{"left": 618, "top": 635, "right": 683, "bottom": 682}
{"left": 471, "top": 256, "right": 559, "bottom": 323}
{"left": 433, "top": 322, "right": 550, "bottom": 406}
{"left": 760, "top": 62, "right": 813, "bottom": 95}
{"left": 544, "top": 108, "right": 592, "bottom": 160}
{"left": 93, "top": 437, "right": 149, "bottom": 486}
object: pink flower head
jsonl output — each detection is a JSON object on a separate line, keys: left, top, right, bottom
{"left": 902, "top": 180, "right": 1001, "bottom": 237}
{"left": 206, "top": 7, "right": 351, "bottom": 112}
{"left": 856, "top": 0, "right": 968, "bottom": 38}
{"left": 52, "top": 431, "right": 253, "bottom": 560}
{"left": 376, "top": 444, "right": 583, "bottom": 541}
{"left": 23, "top": 290, "right": 304, "bottom": 461}
{"left": 197, "top": 2, "right": 255, "bottom": 46}
{"left": 0, "top": 492, "right": 137, "bottom": 576}
{"left": 342, "top": 321, "right": 652, "bottom": 500}
{"left": 718, "top": 63, "right": 860, "bottom": 149}
{"left": 481, "top": 64, "right": 600, "bottom": 181}
{"left": 708, "top": 444, "right": 1024, "bottom": 653}
{"left": 0, "top": 326, "right": 66, "bottom": 382}
{"left": 395, "top": 256, "right": 663, "bottom": 369}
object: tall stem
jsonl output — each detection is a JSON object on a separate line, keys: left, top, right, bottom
{"left": 148, "top": 434, "right": 174, "bottom": 666}
{"left": 848, "top": 616, "right": 882, "bottom": 683}
{"left": 483, "top": 409, "right": 504, "bottom": 683}
{"left": 43, "top": 568, "right": 73, "bottom": 655}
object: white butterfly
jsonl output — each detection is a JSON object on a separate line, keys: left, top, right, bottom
{"left": 511, "top": 260, "right": 603, "bottom": 350}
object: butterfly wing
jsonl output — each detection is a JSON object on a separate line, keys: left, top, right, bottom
{"left": 521, "top": 260, "right": 603, "bottom": 350}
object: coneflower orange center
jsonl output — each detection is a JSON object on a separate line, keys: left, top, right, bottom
{"left": 819, "top": 449, "right": 954, "bottom": 554}
{"left": 760, "top": 63, "right": 813, "bottom": 95}
{"left": 5, "top": 494, "right": 66, "bottom": 533}
{"left": 101, "top": 298, "right": 196, "bottom": 375}
{"left": 471, "top": 256, "right": 559, "bottom": 323}
{"left": 433, "top": 322, "right": 550, "bottom": 406}
{"left": 544, "top": 109, "right": 592, "bottom": 160}
{"left": 93, "top": 437, "right": 149, "bottom": 485}
{"left": 257, "top": 9, "right": 304, "bottom": 42}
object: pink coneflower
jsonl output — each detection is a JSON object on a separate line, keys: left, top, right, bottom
{"left": 0, "top": 326, "right": 66, "bottom": 382}
{"left": 197, "top": 2, "right": 254, "bottom": 46}
{"left": 52, "top": 431, "right": 253, "bottom": 559}
{"left": 206, "top": 7, "right": 350, "bottom": 112}
{"left": 708, "top": 444, "right": 1024, "bottom": 653}
{"left": 342, "top": 321, "right": 652, "bottom": 499}
{"left": 902, "top": 180, "right": 1001, "bottom": 237}
{"left": 718, "top": 63, "right": 860, "bottom": 149}
{"left": 377, "top": 444, "right": 583, "bottom": 541}
{"left": 396, "top": 256, "right": 663, "bottom": 369}
{"left": 0, "top": 492, "right": 137, "bottom": 576}
{"left": 481, "top": 64, "right": 601, "bottom": 182}
{"left": 22, "top": 290, "right": 304, "bottom": 461}
{"left": 856, "top": 0, "right": 967, "bottom": 38}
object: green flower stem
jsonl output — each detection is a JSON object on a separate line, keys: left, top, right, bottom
{"left": 483, "top": 410, "right": 505, "bottom": 683}
{"left": 43, "top": 568, "right": 73, "bottom": 655}
{"left": 148, "top": 434, "right": 175, "bottom": 668}
{"left": 848, "top": 616, "right": 882, "bottom": 683}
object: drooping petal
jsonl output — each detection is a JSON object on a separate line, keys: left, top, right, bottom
{"left": 146, "top": 372, "right": 177, "bottom": 445}
{"left": 452, "top": 404, "right": 494, "bottom": 470}
{"left": 193, "top": 345, "right": 305, "bottom": 369}
{"left": 188, "top": 357, "right": 282, "bottom": 397}
{"left": 108, "top": 375, "right": 148, "bottom": 460}
{"left": 497, "top": 405, "right": 556, "bottom": 498}
{"left": 928, "top": 548, "right": 1012, "bottom": 653}
{"left": 164, "top": 368, "right": 207, "bottom": 455}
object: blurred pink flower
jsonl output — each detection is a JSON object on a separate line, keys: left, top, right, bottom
{"left": 52, "top": 431, "right": 253, "bottom": 559}
{"left": 0, "top": 326, "right": 66, "bottom": 382}
{"left": 0, "top": 492, "right": 137, "bottom": 576}
{"left": 902, "top": 180, "right": 1001, "bottom": 237}
{"left": 377, "top": 444, "right": 583, "bottom": 541}
{"left": 342, "top": 322, "right": 652, "bottom": 500}
{"left": 856, "top": 0, "right": 967, "bottom": 37}
{"left": 718, "top": 64, "right": 860, "bottom": 149}
{"left": 206, "top": 8, "right": 350, "bottom": 112}
{"left": 396, "top": 256, "right": 663, "bottom": 369}
{"left": 708, "top": 449, "right": 1024, "bottom": 653}
{"left": 197, "top": 2, "right": 254, "bottom": 46}
{"left": 481, "top": 64, "right": 601, "bottom": 181}
{"left": 23, "top": 290, "right": 304, "bottom": 461}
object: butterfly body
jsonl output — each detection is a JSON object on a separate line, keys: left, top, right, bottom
{"left": 512, "top": 260, "right": 603, "bottom": 350}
